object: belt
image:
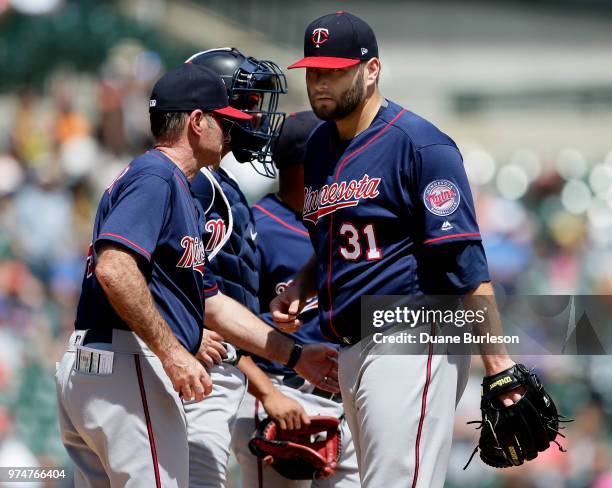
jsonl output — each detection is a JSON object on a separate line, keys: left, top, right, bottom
{"left": 79, "top": 328, "right": 114, "bottom": 345}
{"left": 281, "top": 374, "right": 342, "bottom": 404}
{"left": 77, "top": 329, "right": 240, "bottom": 366}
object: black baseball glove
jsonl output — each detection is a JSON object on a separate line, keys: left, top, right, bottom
{"left": 464, "top": 363, "right": 571, "bottom": 469}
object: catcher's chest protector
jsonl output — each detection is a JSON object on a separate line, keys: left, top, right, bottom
{"left": 206, "top": 168, "right": 261, "bottom": 313}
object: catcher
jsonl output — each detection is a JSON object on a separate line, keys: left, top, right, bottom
{"left": 231, "top": 112, "right": 360, "bottom": 487}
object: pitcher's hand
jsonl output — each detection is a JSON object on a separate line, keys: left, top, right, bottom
{"left": 270, "top": 283, "right": 306, "bottom": 333}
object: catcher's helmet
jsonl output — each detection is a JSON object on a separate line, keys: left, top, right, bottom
{"left": 186, "top": 47, "right": 287, "bottom": 177}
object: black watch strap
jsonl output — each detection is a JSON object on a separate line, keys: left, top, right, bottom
{"left": 286, "top": 342, "right": 303, "bottom": 369}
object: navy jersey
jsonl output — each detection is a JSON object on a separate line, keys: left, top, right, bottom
{"left": 75, "top": 149, "right": 217, "bottom": 354}
{"left": 192, "top": 167, "right": 260, "bottom": 313}
{"left": 303, "top": 100, "right": 489, "bottom": 343}
{"left": 252, "top": 194, "right": 335, "bottom": 374}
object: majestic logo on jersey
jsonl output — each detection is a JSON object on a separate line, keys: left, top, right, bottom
{"left": 204, "top": 219, "right": 226, "bottom": 252}
{"left": 423, "top": 179, "right": 461, "bottom": 217}
{"left": 275, "top": 280, "right": 318, "bottom": 313}
{"left": 303, "top": 174, "right": 381, "bottom": 224}
{"left": 312, "top": 28, "right": 329, "bottom": 47}
{"left": 177, "top": 236, "right": 206, "bottom": 275}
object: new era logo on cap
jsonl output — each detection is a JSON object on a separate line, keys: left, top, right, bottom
{"left": 288, "top": 11, "right": 378, "bottom": 70}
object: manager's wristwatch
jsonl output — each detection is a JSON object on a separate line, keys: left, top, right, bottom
{"left": 286, "top": 342, "right": 303, "bottom": 369}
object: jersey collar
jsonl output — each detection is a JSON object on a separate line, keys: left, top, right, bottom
{"left": 152, "top": 148, "right": 192, "bottom": 188}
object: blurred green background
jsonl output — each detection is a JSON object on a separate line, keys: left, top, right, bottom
{"left": 0, "top": 1, "right": 611, "bottom": 487}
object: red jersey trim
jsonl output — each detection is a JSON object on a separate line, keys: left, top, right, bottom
{"left": 327, "top": 109, "right": 408, "bottom": 340}
{"left": 202, "top": 284, "right": 219, "bottom": 302}
{"left": 98, "top": 233, "right": 151, "bottom": 259}
{"left": 423, "top": 232, "right": 481, "bottom": 245}
{"left": 253, "top": 203, "right": 309, "bottom": 237}
{"left": 203, "top": 284, "right": 219, "bottom": 295}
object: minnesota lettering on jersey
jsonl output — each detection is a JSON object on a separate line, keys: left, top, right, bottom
{"left": 204, "top": 218, "right": 226, "bottom": 252}
{"left": 303, "top": 174, "right": 381, "bottom": 224}
{"left": 177, "top": 236, "right": 206, "bottom": 275}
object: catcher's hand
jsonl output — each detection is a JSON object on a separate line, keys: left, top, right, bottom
{"left": 196, "top": 329, "right": 227, "bottom": 368}
{"left": 249, "top": 416, "right": 341, "bottom": 480}
{"left": 262, "top": 390, "right": 311, "bottom": 431}
{"left": 464, "top": 363, "right": 571, "bottom": 469}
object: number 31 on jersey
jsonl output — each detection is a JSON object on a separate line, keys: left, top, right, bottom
{"left": 339, "top": 222, "right": 382, "bottom": 261}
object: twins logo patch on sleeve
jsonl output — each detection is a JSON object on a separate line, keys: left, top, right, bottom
{"left": 423, "top": 179, "right": 461, "bottom": 217}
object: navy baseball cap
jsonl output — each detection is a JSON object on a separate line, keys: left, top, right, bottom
{"left": 273, "top": 111, "right": 321, "bottom": 168}
{"left": 149, "top": 63, "right": 251, "bottom": 120}
{"left": 288, "top": 11, "right": 378, "bottom": 70}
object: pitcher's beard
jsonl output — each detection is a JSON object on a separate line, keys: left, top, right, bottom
{"left": 309, "top": 73, "right": 365, "bottom": 121}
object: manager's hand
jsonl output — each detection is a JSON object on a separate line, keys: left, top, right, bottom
{"left": 295, "top": 344, "right": 339, "bottom": 393}
{"left": 161, "top": 345, "right": 213, "bottom": 402}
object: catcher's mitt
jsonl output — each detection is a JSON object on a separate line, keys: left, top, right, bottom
{"left": 248, "top": 415, "right": 341, "bottom": 480}
{"left": 464, "top": 363, "right": 571, "bottom": 469}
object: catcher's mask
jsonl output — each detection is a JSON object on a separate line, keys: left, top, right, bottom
{"left": 186, "top": 47, "right": 288, "bottom": 177}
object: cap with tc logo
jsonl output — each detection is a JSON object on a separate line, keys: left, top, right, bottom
{"left": 288, "top": 11, "right": 378, "bottom": 70}
{"left": 149, "top": 63, "right": 251, "bottom": 120}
